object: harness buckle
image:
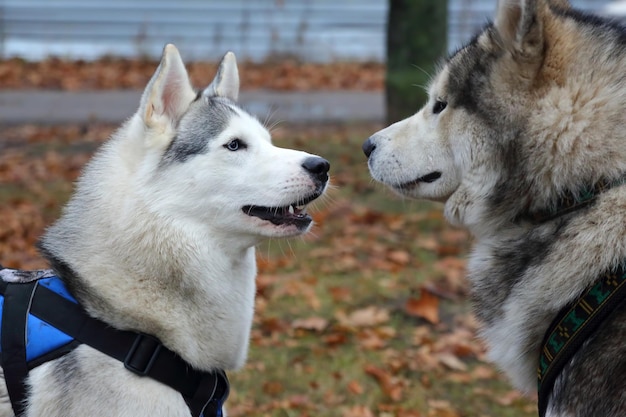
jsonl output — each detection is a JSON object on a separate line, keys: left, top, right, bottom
{"left": 124, "top": 333, "right": 162, "bottom": 376}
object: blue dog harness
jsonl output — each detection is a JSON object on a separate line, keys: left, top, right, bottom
{"left": 0, "top": 267, "right": 229, "bottom": 417}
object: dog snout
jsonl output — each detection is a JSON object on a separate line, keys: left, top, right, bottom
{"left": 302, "top": 157, "right": 330, "bottom": 183}
{"left": 362, "top": 137, "right": 376, "bottom": 158}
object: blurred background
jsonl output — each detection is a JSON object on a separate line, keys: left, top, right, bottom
{"left": 0, "top": 2, "right": 624, "bottom": 417}
{"left": 0, "top": 0, "right": 623, "bottom": 124}
{"left": 0, "top": 0, "right": 622, "bottom": 62}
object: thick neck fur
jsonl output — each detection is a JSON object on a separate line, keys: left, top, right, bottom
{"left": 39, "top": 115, "right": 257, "bottom": 372}
{"left": 525, "top": 9, "right": 626, "bottom": 205}
{"left": 456, "top": 8, "right": 626, "bottom": 393}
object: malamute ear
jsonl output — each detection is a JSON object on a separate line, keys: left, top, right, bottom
{"left": 495, "top": 0, "right": 545, "bottom": 60}
{"left": 203, "top": 52, "right": 240, "bottom": 102}
{"left": 140, "top": 44, "right": 196, "bottom": 129}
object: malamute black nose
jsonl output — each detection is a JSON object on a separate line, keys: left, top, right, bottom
{"left": 302, "top": 157, "right": 330, "bottom": 182}
{"left": 362, "top": 137, "right": 376, "bottom": 158}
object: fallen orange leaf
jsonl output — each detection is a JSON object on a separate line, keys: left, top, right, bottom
{"left": 342, "top": 406, "right": 375, "bottom": 417}
{"left": 364, "top": 365, "right": 404, "bottom": 401}
{"left": 347, "top": 380, "right": 364, "bottom": 395}
{"left": 404, "top": 288, "right": 440, "bottom": 324}
{"left": 337, "top": 306, "right": 390, "bottom": 328}
{"left": 292, "top": 316, "right": 328, "bottom": 332}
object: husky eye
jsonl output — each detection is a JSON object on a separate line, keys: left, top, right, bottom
{"left": 433, "top": 99, "right": 448, "bottom": 114}
{"left": 224, "top": 139, "right": 246, "bottom": 151}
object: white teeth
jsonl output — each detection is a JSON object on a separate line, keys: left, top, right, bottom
{"left": 288, "top": 205, "right": 295, "bottom": 214}
{"left": 296, "top": 205, "right": 306, "bottom": 211}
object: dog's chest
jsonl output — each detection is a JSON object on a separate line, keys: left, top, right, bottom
{"left": 0, "top": 268, "right": 231, "bottom": 417}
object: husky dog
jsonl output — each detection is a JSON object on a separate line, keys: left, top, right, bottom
{"left": 364, "top": 0, "right": 625, "bottom": 415}
{"left": 0, "top": 44, "right": 329, "bottom": 417}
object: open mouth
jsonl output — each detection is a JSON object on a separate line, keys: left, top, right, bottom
{"left": 242, "top": 193, "right": 321, "bottom": 229}
{"left": 396, "top": 171, "right": 442, "bottom": 189}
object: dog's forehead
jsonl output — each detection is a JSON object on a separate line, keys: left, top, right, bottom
{"left": 189, "top": 96, "right": 264, "bottom": 132}
{"left": 161, "top": 96, "right": 268, "bottom": 164}
{"left": 180, "top": 96, "right": 237, "bottom": 136}
{"left": 442, "top": 26, "right": 502, "bottom": 115}
{"left": 429, "top": 65, "right": 450, "bottom": 96}
{"left": 160, "top": 97, "right": 236, "bottom": 163}
{"left": 193, "top": 96, "right": 269, "bottom": 141}
{"left": 186, "top": 95, "right": 238, "bottom": 128}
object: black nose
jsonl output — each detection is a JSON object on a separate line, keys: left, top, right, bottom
{"left": 302, "top": 157, "right": 330, "bottom": 182}
{"left": 362, "top": 137, "right": 376, "bottom": 158}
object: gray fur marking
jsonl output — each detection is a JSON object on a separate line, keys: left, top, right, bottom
{"left": 446, "top": 26, "right": 502, "bottom": 122}
{"left": 162, "top": 97, "right": 239, "bottom": 164}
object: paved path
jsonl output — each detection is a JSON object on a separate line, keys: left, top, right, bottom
{"left": 0, "top": 90, "right": 384, "bottom": 125}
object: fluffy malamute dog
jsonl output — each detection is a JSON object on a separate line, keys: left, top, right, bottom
{"left": 364, "top": 1, "right": 625, "bottom": 415}
{"left": 0, "top": 44, "right": 329, "bottom": 417}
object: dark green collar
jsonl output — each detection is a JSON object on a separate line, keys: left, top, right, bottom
{"left": 524, "top": 175, "right": 626, "bottom": 223}
{"left": 537, "top": 261, "right": 626, "bottom": 416}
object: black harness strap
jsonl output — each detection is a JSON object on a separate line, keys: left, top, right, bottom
{"left": 0, "top": 278, "right": 229, "bottom": 417}
{"left": 1, "top": 281, "right": 36, "bottom": 417}
{"left": 537, "top": 262, "right": 626, "bottom": 416}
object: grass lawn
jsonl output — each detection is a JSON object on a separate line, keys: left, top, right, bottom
{"left": 0, "top": 123, "right": 536, "bottom": 417}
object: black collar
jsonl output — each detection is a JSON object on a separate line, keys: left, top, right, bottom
{"left": 0, "top": 275, "right": 229, "bottom": 417}
{"left": 522, "top": 175, "right": 626, "bottom": 223}
{"left": 537, "top": 261, "right": 626, "bottom": 416}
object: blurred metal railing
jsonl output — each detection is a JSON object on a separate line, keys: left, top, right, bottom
{"left": 0, "top": 0, "right": 613, "bottom": 62}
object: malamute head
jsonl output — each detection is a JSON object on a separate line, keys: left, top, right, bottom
{"left": 364, "top": 0, "right": 625, "bottom": 234}
{"left": 363, "top": 0, "right": 626, "bottom": 408}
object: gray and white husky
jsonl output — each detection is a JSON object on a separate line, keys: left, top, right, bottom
{"left": 0, "top": 44, "right": 329, "bottom": 417}
{"left": 364, "top": 0, "right": 625, "bottom": 415}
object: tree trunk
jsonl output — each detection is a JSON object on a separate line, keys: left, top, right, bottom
{"left": 386, "top": 0, "right": 448, "bottom": 125}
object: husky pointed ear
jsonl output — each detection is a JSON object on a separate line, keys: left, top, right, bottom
{"left": 495, "top": 0, "right": 545, "bottom": 59}
{"left": 140, "top": 44, "right": 196, "bottom": 129}
{"left": 203, "top": 52, "right": 239, "bottom": 101}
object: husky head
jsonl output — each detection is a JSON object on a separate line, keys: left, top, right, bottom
{"left": 364, "top": 0, "right": 626, "bottom": 233}
{"left": 132, "top": 45, "right": 329, "bottom": 242}
{"left": 39, "top": 45, "right": 330, "bottom": 368}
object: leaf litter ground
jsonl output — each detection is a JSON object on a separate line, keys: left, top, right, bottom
{"left": 0, "top": 57, "right": 383, "bottom": 91}
{"left": 0, "top": 123, "right": 536, "bottom": 417}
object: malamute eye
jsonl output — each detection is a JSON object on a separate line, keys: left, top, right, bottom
{"left": 433, "top": 99, "right": 448, "bottom": 114}
{"left": 224, "top": 139, "right": 246, "bottom": 151}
